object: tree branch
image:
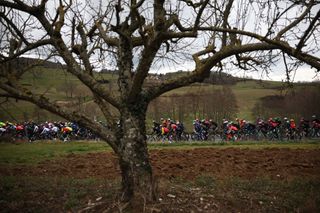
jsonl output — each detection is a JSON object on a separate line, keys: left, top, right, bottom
{"left": 0, "top": 39, "right": 53, "bottom": 63}
{"left": 193, "top": 0, "right": 210, "bottom": 32}
{"left": 276, "top": 0, "right": 314, "bottom": 39}
{"left": 30, "top": 11, "right": 121, "bottom": 109}
{"left": 295, "top": 8, "right": 320, "bottom": 53}
{"left": 74, "top": 22, "right": 94, "bottom": 75}
{"left": 0, "top": 1, "right": 37, "bottom": 14}
{"left": 93, "top": 94, "right": 119, "bottom": 130}
{"left": 0, "top": 82, "right": 119, "bottom": 152}
{"left": 128, "top": 0, "right": 167, "bottom": 101}
{"left": 0, "top": 11, "right": 30, "bottom": 46}
{"left": 175, "top": 26, "right": 320, "bottom": 69}
{"left": 96, "top": 21, "right": 120, "bottom": 47}
{"left": 145, "top": 42, "right": 278, "bottom": 101}
{"left": 222, "top": 0, "right": 234, "bottom": 47}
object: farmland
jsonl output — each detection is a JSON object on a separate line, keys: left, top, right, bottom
{"left": 0, "top": 141, "right": 319, "bottom": 212}
{"left": 2, "top": 66, "right": 315, "bottom": 124}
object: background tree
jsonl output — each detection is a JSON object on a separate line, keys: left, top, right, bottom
{"left": 1, "top": 0, "right": 320, "bottom": 209}
{"left": 252, "top": 84, "right": 320, "bottom": 120}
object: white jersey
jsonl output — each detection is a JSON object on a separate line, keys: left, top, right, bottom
{"left": 41, "top": 127, "right": 50, "bottom": 134}
{"left": 52, "top": 126, "right": 59, "bottom": 133}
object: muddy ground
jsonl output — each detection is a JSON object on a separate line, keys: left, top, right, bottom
{"left": 1, "top": 147, "right": 320, "bottom": 212}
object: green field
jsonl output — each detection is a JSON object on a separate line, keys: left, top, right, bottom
{"left": 165, "top": 80, "right": 282, "bottom": 119}
{"left": 0, "top": 141, "right": 110, "bottom": 165}
{"left": 0, "top": 67, "right": 318, "bottom": 124}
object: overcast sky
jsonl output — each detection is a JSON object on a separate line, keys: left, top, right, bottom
{"left": 2, "top": 0, "right": 319, "bottom": 83}
{"left": 149, "top": 62, "right": 319, "bottom": 82}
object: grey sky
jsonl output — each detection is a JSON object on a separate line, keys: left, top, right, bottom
{"left": 1, "top": 0, "right": 319, "bottom": 82}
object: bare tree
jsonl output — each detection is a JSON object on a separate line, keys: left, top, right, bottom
{"left": 1, "top": 0, "right": 320, "bottom": 209}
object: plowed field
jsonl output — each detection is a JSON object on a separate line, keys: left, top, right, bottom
{"left": 2, "top": 147, "right": 320, "bottom": 180}
{"left": 1, "top": 147, "right": 320, "bottom": 212}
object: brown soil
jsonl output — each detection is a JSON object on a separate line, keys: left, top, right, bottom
{"left": 1, "top": 147, "right": 320, "bottom": 212}
{"left": 1, "top": 147, "right": 320, "bottom": 180}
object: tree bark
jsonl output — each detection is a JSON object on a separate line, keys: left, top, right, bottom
{"left": 119, "top": 150, "right": 155, "bottom": 206}
{"left": 117, "top": 107, "right": 157, "bottom": 210}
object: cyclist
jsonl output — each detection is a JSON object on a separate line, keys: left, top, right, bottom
{"left": 312, "top": 115, "right": 320, "bottom": 123}
{"left": 61, "top": 124, "right": 73, "bottom": 142}
{"left": 298, "top": 117, "right": 310, "bottom": 138}
{"left": 283, "top": 117, "right": 290, "bottom": 129}
{"left": 311, "top": 115, "right": 320, "bottom": 137}
{"left": 51, "top": 123, "right": 60, "bottom": 140}
{"left": 40, "top": 124, "right": 51, "bottom": 140}
{"left": 221, "top": 119, "right": 229, "bottom": 140}
{"left": 226, "top": 122, "right": 238, "bottom": 141}
{"left": 15, "top": 123, "right": 25, "bottom": 139}
{"left": 152, "top": 120, "right": 161, "bottom": 137}
{"left": 170, "top": 121, "right": 178, "bottom": 141}
{"left": 288, "top": 118, "right": 297, "bottom": 140}
{"left": 0, "top": 121, "right": 5, "bottom": 128}
{"left": 222, "top": 119, "right": 228, "bottom": 129}
{"left": 175, "top": 120, "right": 185, "bottom": 141}
{"left": 201, "top": 119, "right": 211, "bottom": 140}
{"left": 207, "top": 119, "right": 218, "bottom": 139}
{"left": 25, "top": 121, "right": 36, "bottom": 142}
{"left": 242, "top": 121, "right": 256, "bottom": 139}
{"left": 161, "top": 119, "right": 170, "bottom": 143}
{"left": 235, "top": 118, "right": 245, "bottom": 129}
{"left": 0, "top": 121, "right": 6, "bottom": 136}
{"left": 283, "top": 117, "right": 291, "bottom": 139}
{"left": 268, "top": 117, "right": 281, "bottom": 140}
{"left": 193, "top": 119, "right": 203, "bottom": 140}
{"left": 268, "top": 117, "right": 277, "bottom": 128}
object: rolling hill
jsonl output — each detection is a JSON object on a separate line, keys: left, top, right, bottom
{"left": 0, "top": 58, "right": 319, "bottom": 130}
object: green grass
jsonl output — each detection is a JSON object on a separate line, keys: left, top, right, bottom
{"left": 0, "top": 141, "right": 110, "bottom": 165}
{"left": 148, "top": 140, "right": 320, "bottom": 150}
{"left": 233, "top": 87, "right": 277, "bottom": 118}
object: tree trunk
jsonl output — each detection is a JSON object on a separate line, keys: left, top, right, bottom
{"left": 117, "top": 108, "right": 157, "bottom": 210}
{"left": 119, "top": 149, "right": 156, "bottom": 206}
